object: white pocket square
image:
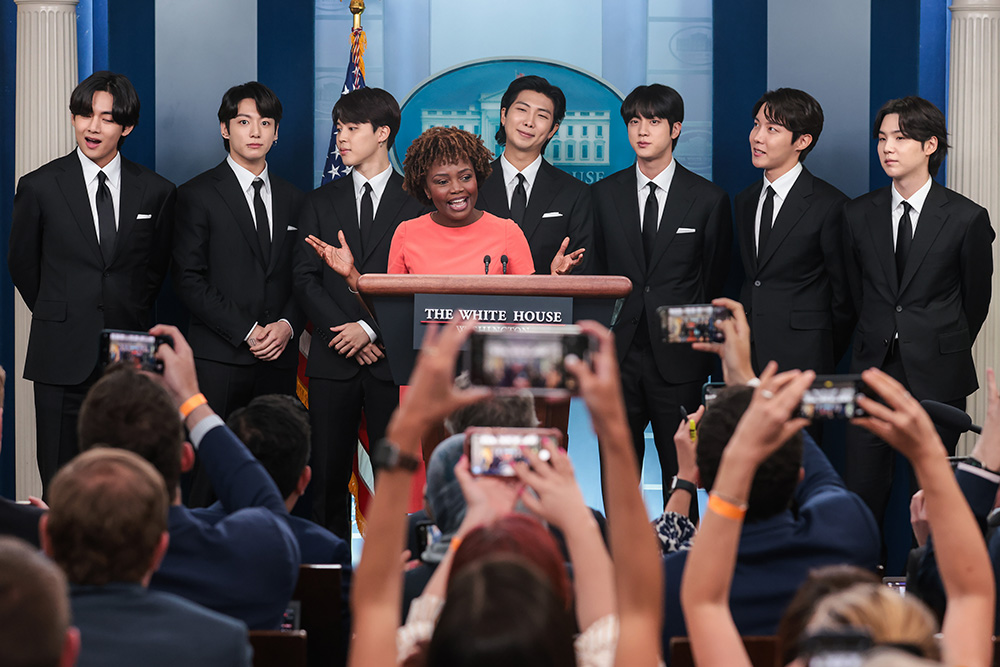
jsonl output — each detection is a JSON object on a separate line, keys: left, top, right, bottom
{"left": 136, "top": 213, "right": 152, "bottom": 220}
{"left": 541, "top": 211, "right": 563, "bottom": 219}
{"left": 676, "top": 227, "right": 697, "bottom": 234}
{"left": 287, "top": 226, "right": 297, "bottom": 231}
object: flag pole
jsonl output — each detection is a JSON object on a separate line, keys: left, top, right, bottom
{"left": 350, "top": 0, "right": 365, "bottom": 30}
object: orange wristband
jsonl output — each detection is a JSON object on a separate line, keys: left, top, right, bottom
{"left": 179, "top": 393, "right": 208, "bottom": 419}
{"left": 448, "top": 536, "right": 463, "bottom": 553}
{"left": 708, "top": 493, "right": 748, "bottom": 521}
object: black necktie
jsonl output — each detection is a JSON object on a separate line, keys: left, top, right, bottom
{"left": 359, "top": 182, "right": 373, "bottom": 256}
{"left": 896, "top": 201, "right": 913, "bottom": 282}
{"left": 642, "top": 182, "right": 658, "bottom": 264}
{"left": 510, "top": 173, "right": 527, "bottom": 226}
{"left": 252, "top": 179, "right": 271, "bottom": 266}
{"left": 96, "top": 171, "right": 116, "bottom": 264}
{"left": 757, "top": 186, "right": 775, "bottom": 258}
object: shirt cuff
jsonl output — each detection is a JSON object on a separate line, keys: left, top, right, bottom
{"left": 958, "top": 461, "right": 1000, "bottom": 483}
{"left": 189, "top": 415, "right": 225, "bottom": 450}
{"left": 244, "top": 322, "right": 259, "bottom": 342}
{"left": 357, "top": 320, "right": 377, "bottom": 343}
{"left": 279, "top": 318, "right": 294, "bottom": 337}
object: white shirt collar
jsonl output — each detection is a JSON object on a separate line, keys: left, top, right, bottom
{"left": 500, "top": 153, "right": 543, "bottom": 189}
{"left": 635, "top": 158, "right": 676, "bottom": 195}
{"left": 77, "top": 146, "right": 122, "bottom": 190}
{"left": 891, "top": 175, "right": 933, "bottom": 215}
{"left": 352, "top": 164, "right": 393, "bottom": 201}
{"left": 227, "top": 155, "right": 270, "bottom": 195}
{"left": 762, "top": 161, "right": 802, "bottom": 201}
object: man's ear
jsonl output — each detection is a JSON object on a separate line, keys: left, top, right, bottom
{"left": 121, "top": 125, "right": 134, "bottom": 138}
{"left": 546, "top": 122, "right": 560, "bottom": 141}
{"left": 39, "top": 514, "right": 53, "bottom": 558}
{"left": 798, "top": 467, "right": 805, "bottom": 484}
{"left": 296, "top": 465, "right": 312, "bottom": 497}
{"left": 500, "top": 107, "right": 508, "bottom": 126}
{"left": 220, "top": 121, "right": 230, "bottom": 139}
{"left": 793, "top": 133, "right": 813, "bottom": 153}
{"left": 671, "top": 122, "right": 682, "bottom": 140}
{"left": 375, "top": 124, "right": 390, "bottom": 145}
{"left": 60, "top": 627, "right": 81, "bottom": 667}
{"left": 922, "top": 135, "right": 938, "bottom": 156}
{"left": 148, "top": 531, "right": 170, "bottom": 575}
{"left": 180, "top": 442, "right": 195, "bottom": 473}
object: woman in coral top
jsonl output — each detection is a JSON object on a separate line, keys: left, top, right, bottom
{"left": 306, "top": 126, "right": 583, "bottom": 282}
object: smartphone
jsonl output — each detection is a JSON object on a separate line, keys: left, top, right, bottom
{"left": 415, "top": 520, "right": 442, "bottom": 554}
{"left": 467, "top": 325, "right": 594, "bottom": 395}
{"left": 883, "top": 576, "right": 906, "bottom": 596}
{"left": 797, "top": 375, "right": 872, "bottom": 420}
{"left": 702, "top": 381, "right": 725, "bottom": 407}
{"left": 658, "top": 305, "right": 731, "bottom": 343}
{"left": 465, "top": 427, "right": 559, "bottom": 477}
{"left": 99, "top": 329, "right": 173, "bottom": 373}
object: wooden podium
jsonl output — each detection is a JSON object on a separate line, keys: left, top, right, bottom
{"left": 357, "top": 274, "right": 632, "bottom": 455}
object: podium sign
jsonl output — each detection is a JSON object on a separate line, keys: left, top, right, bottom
{"left": 412, "top": 293, "right": 573, "bottom": 348}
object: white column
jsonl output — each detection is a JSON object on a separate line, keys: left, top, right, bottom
{"left": 948, "top": 0, "right": 1000, "bottom": 452}
{"left": 13, "top": 0, "right": 79, "bottom": 498}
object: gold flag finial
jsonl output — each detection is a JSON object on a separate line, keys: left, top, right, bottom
{"left": 349, "top": 0, "right": 365, "bottom": 30}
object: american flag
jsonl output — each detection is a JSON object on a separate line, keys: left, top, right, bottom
{"left": 321, "top": 27, "right": 367, "bottom": 185}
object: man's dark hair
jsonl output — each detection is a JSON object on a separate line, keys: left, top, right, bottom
{"left": 218, "top": 81, "right": 283, "bottom": 152}
{"left": 78, "top": 365, "right": 185, "bottom": 492}
{"left": 753, "top": 88, "right": 825, "bottom": 161}
{"left": 332, "top": 87, "right": 402, "bottom": 150}
{"left": 620, "top": 84, "right": 684, "bottom": 149}
{"left": 47, "top": 448, "right": 169, "bottom": 586}
{"left": 696, "top": 386, "right": 804, "bottom": 522}
{"left": 228, "top": 394, "right": 310, "bottom": 499}
{"left": 69, "top": 70, "right": 140, "bottom": 146}
{"left": 0, "top": 536, "right": 72, "bottom": 667}
{"left": 495, "top": 75, "right": 567, "bottom": 150}
{"left": 873, "top": 96, "right": 949, "bottom": 177}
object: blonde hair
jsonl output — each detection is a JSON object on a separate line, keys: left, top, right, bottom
{"left": 805, "top": 584, "right": 940, "bottom": 661}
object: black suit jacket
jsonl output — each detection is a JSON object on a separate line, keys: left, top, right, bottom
{"left": 736, "top": 167, "right": 853, "bottom": 374}
{"left": 477, "top": 157, "right": 594, "bottom": 274}
{"left": 293, "top": 171, "right": 425, "bottom": 381}
{"left": 844, "top": 181, "right": 994, "bottom": 402}
{"left": 592, "top": 163, "right": 732, "bottom": 383}
{"left": 172, "top": 161, "right": 305, "bottom": 369}
{"left": 9, "top": 152, "right": 175, "bottom": 385}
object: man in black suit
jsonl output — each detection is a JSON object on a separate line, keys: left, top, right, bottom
{"left": 8, "top": 71, "right": 175, "bottom": 490}
{"left": 293, "top": 88, "right": 424, "bottom": 538}
{"left": 844, "top": 96, "right": 994, "bottom": 532}
{"left": 477, "top": 75, "right": 590, "bottom": 274}
{"left": 736, "top": 88, "right": 852, "bottom": 376}
{"left": 592, "top": 84, "right": 732, "bottom": 502}
{"left": 172, "top": 82, "right": 304, "bottom": 421}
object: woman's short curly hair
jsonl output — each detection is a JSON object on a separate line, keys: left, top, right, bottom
{"left": 402, "top": 126, "right": 494, "bottom": 205}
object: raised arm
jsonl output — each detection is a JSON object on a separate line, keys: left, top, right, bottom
{"left": 680, "top": 365, "right": 813, "bottom": 667}
{"left": 854, "top": 368, "right": 995, "bottom": 667}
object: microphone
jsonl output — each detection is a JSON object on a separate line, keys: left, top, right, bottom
{"left": 920, "top": 399, "right": 982, "bottom": 434}
{"left": 483, "top": 255, "right": 491, "bottom": 275}
{"left": 501, "top": 255, "right": 509, "bottom": 275}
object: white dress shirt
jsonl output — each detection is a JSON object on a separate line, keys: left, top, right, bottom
{"left": 78, "top": 147, "right": 122, "bottom": 239}
{"left": 635, "top": 159, "right": 677, "bottom": 231}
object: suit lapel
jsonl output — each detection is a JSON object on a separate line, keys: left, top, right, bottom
{"left": 611, "top": 167, "right": 646, "bottom": 270}
{"left": 898, "top": 182, "right": 947, "bottom": 294}
{"left": 113, "top": 159, "right": 145, "bottom": 266}
{"left": 267, "top": 177, "right": 290, "bottom": 275}
{"left": 332, "top": 176, "right": 364, "bottom": 262}
{"left": 479, "top": 159, "right": 510, "bottom": 218}
{"left": 757, "top": 168, "right": 814, "bottom": 271}
{"left": 55, "top": 153, "right": 104, "bottom": 265}
{"left": 648, "top": 165, "right": 695, "bottom": 274}
{"left": 213, "top": 162, "right": 266, "bottom": 269}
{"left": 520, "top": 160, "right": 559, "bottom": 243}
{"left": 361, "top": 171, "right": 404, "bottom": 265}
{"left": 740, "top": 181, "right": 763, "bottom": 274}
{"left": 864, "top": 188, "right": 898, "bottom": 293}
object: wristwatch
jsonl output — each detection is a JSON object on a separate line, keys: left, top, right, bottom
{"left": 669, "top": 476, "right": 697, "bottom": 496}
{"left": 962, "top": 456, "right": 1000, "bottom": 476}
{"left": 371, "top": 439, "right": 420, "bottom": 472}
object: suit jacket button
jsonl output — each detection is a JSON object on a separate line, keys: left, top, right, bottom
{"left": 644, "top": 286, "right": 650, "bottom": 293}
{"left": 754, "top": 280, "right": 761, "bottom": 287}
{"left": 103, "top": 271, "right": 110, "bottom": 278}
{"left": 631, "top": 317, "right": 638, "bottom": 324}
{"left": 882, "top": 339, "right": 888, "bottom": 346}
{"left": 895, "top": 305, "right": 902, "bottom": 312}
{"left": 97, "top": 304, "right": 103, "bottom": 311}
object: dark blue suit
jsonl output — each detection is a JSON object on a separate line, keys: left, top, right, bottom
{"left": 661, "top": 436, "right": 879, "bottom": 655}
{"left": 149, "top": 423, "right": 301, "bottom": 629}
{"left": 71, "top": 582, "right": 251, "bottom": 667}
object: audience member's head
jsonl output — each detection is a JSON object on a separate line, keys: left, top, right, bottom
{"left": 451, "top": 514, "right": 571, "bottom": 610}
{"left": 402, "top": 126, "right": 494, "bottom": 205}
{"left": 444, "top": 375, "right": 538, "bottom": 435}
{"left": 43, "top": 448, "right": 169, "bottom": 587}
{"left": 0, "top": 536, "right": 79, "bottom": 667}
{"left": 777, "top": 565, "right": 882, "bottom": 665}
{"left": 228, "top": 394, "right": 311, "bottom": 506}
{"left": 696, "top": 385, "right": 804, "bottom": 522}
{"left": 802, "top": 583, "right": 940, "bottom": 663}
{"left": 427, "top": 556, "right": 576, "bottom": 667}
{"left": 423, "top": 435, "right": 468, "bottom": 543}
{"left": 77, "top": 365, "right": 186, "bottom": 494}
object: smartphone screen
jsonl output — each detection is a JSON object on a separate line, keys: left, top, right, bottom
{"left": 465, "top": 427, "right": 559, "bottom": 477}
{"left": 797, "top": 375, "right": 871, "bottom": 420}
{"left": 468, "top": 325, "right": 593, "bottom": 395}
{"left": 658, "top": 304, "right": 731, "bottom": 343}
{"left": 99, "top": 329, "right": 168, "bottom": 373}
